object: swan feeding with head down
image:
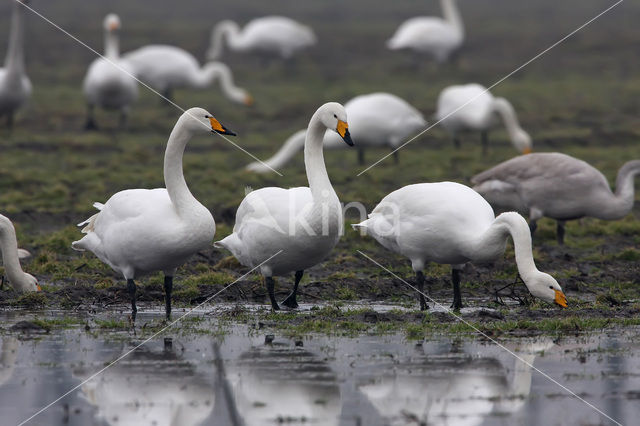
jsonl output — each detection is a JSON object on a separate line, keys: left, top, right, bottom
{"left": 0, "top": 0, "right": 31, "bottom": 130}
{"left": 216, "top": 102, "right": 353, "bottom": 310}
{"left": 206, "top": 16, "right": 316, "bottom": 61}
{"left": 0, "top": 214, "right": 39, "bottom": 292}
{"left": 246, "top": 92, "right": 426, "bottom": 172}
{"left": 83, "top": 14, "right": 138, "bottom": 130}
{"left": 353, "top": 182, "right": 566, "bottom": 310}
{"left": 387, "top": 0, "right": 464, "bottom": 63}
{"left": 123, "top": 45, "right": 253, "bottom": 105}
{"left": 436, "top": 83, "right": 532, "bottom": 154}
{"left": 72, "top": 108, "right": 236, "bottom": 321}
{"left": 472, "top": 153, "right": 640, "bottom": 245}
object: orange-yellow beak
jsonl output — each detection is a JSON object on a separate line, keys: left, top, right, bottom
{"left": 108, "top": 22, "right": 120, "bottom": 31}
{"left": 209, "top": 116, "right": 236, "bottom": 136}
{"left": 554, "top": 289, "right": 567, "bottom": 308}
{"left": 244, "top": 95, "right": 254, "bottom": 107}
{"left": 36, "top": 283, "right": 41, "bottom": 292}
{"left": 523, "top": 146, "right": 532, "bottom": 154}
{"left": 336, "top": 120, "right": 354, "bottom": 146}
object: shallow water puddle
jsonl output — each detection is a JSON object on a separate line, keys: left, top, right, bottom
{"left": 0, "top": 311, "right": 638, "bottom": 425}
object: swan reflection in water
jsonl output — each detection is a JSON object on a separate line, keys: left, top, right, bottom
{"left": 358, "top": 340, "right": 553, "bottom": 426}
{"left": 76, "top": 342, "right": 214, "bottom": 426}
{"left": 0, "top": 337, "right": 18, "bottom": 388}
{"left": 227, "top": 339, "right": 341, "bottom": 426}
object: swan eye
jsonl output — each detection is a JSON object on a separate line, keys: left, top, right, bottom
{"left": 333, "top": 114, "right": 337, "bottom": 118}
{"left": 204, "top": 115, "right": 210, "bottom": 118}
{"left": 548, "top": 285, "right": 553, "bottom": 289}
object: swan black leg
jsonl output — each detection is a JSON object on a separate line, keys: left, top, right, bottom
{"left": 127, "top": 279, "right": 137, "bottom": 322}
{"left": 84, "top": 105, "right": 98, "bottom": 131}
{"left": 529, "top": 220, "right": 538, "bottom": 235}
{"left": 118, "top": 111, "right": 128, "bottom": 130}
{"left": 451, "top": 269, "right": 463, "bottom": 310}
{"left": 392, "top": 149, "right": 399, "bottom": 164}
{"left": 416, "top": 271, "right": 428, "bottom": 311}
{"left": 164, "top": 275, "right": 173, "bottom": 320}
{"left": 266, "top": 276, "right": 280, "bottom": 311}
{"left": 556, "top": 221, "right": 566, "bottom": 245}
{"left": 453, "top": 137, "right": 461, "bottom": 149}
{"left": 162, "top": 88, "right": 174, "bottom": 104}
{"left": 282, "top": 270, "right": 303, "bottom": 309}
{"left": 357, "top": 148, "right": 365, "bottom": 165}
{"left": 481, "top": 131, "right": 489, "bottom": 156}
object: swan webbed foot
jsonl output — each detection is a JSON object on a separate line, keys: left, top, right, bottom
{"left": 450, "top": 269, "right": 464, "bottom": 310}
{"left": 127, "top": 279, "right": 137, "bottom": 322}
{"left": 266, "top": 276, "right": 280, "bottom": 310}
{"left": 282, "top": 270, "right": 303, "bottom": 309}
{"left": 164, "top": 275, "right": 173, "bottom": 321}
{"left": 416, "top": 271, "right": 428, "bottom": 311}
{"left": 556, "top": 221, "right": 566, "bottom": 245}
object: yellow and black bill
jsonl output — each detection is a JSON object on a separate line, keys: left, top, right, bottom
{"left": 337, "top": 120, "right": 354, "bottom": 146}
{"left": 208, "top": 116, "right": 236, "bottom": 136}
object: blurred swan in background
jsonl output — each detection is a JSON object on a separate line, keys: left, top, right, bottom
{"left": 246, "top": 92, "right": 426, "bottom": 172}
{"left": 0, "top": 0, "right": 31, "bottom": 130}
{"left": 387, "top": 0, "right": 464, "bottom": 63}
{"left": 206, "top": 16, "right": 316, "bottom": 61}
{"left": 72, "top": 108, "right": 235, "bottom": 321}
{"left": 216, "top": 102, "right": 353, "bottom": 310}
{"left": 436, "top": 83, "right": 532, "bottom": 154}
{"left": 353, "top": 182, "right": 566, "bottom": 310}
{"left": 82, "top": 14, "right": 138, "bottom": 130}
{"left": 123, "top": 45, "right": 253, "bottom": 105}
{"left": 472, "top": 153, "right": 640, "bottom": 244}
{"left": 0, "top": 214, "right": 39, "bottom": 292}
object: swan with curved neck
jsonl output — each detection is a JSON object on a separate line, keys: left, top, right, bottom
{"left": 387, "top": 0, "right": 464, "bottom": 63}
{"left": 0, "top": 214, "right": 39, "bottom": 292}
{"left": 0, "top": 0, "right": 31, "bottom": 130}
{"left": 206, "top": 16, "right": 316, "bottom": 61}
{"left": 82, "top": 14, "right": 138, "bottom": 130}
{"left": 436, "top": 83, "right": 532, "bottom": 154}
{"left": 72, "top": 107, "right": 236, "bottom": 321}
{"left": 472, "top": 153, "right": 640, "bottom": 244}
{"left": 215, "top": 102, "right": 353, "bottom": 310}
{"left": 353, "top": 182, "right": 566, "bottom": 310}
{"left": 123, "top": 45, "right": 252, "bottom": 105}
{"left": 246, "top": 93, "right": 426, "bottom": 172}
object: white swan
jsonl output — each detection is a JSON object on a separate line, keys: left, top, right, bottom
{"left": 472, "top": 153, "right": 640, "bottom": 245}
{"left": 72, "top": 107, "right": 236, "bottom": 321}
{"left": 123, "top": 45, "right": 253, "bottom": 105}
{"left": 83, "top": 14, "right": 138, "bottom": 130}
{"left": 215, "top": 102, "right": 353, "bottom": 310}
{"left": 246, "top": 92, "right": 426, "bottom": 172}
{"left": 436, "top": 83, "right": 532, "bottom": 154}
{"left": 0, "top": 214, "right": 39, "bottom": 292}
{"left": 353, "top": 182, "right": 566, "bottom": 310}
{"left": 387, "top": 0, "right": 464, "bottom": 63}
{"left": 206, "top": 16, "right": 316, "bottom": 61}
{"left": 0, "top": 0, "right": 31, "bottom": 130}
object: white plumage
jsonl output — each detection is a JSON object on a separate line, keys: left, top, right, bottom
{"left": 0, "top": 214, "right": 39, "bottom": 292}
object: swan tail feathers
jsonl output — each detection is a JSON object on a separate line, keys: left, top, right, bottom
{"left": 92, "top": 202, "right": 105, "bottom": 211}
{"left": 17, "top": 248, "right": 31, "bottom": 260}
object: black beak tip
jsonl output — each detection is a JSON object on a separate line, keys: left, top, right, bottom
{"left": 212, "top": 128, "right": 237, "bottom": 137}
{"left": 343, "top": 129, "right": 354, "bottom": 147}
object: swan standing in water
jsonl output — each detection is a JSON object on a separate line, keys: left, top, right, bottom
{"left": 123, "top": 45, "right": 253, "bottom": 105}
{"left": 472, "top": 153, "right": 640, "bottom": 245}
{"left": 216, "top": 102, "right": 353, "bottom": 310}
{"left": 436, "top": 83, "right": 532, "bottom": 154}
{"left": 353, "top": 182, "right": 566, "bottom": 310}
{"left": 0, "top": 214, "right": 39, "bottom": 292}
{"left": 0, "top": 0, "right": 31, "bottom": 130}
{"left": 206, "top": 16, "right": 316, "bottom": 61}
{"left": 83, "top": 14, "right": 138, "bottom": 130}
{"left": 72, "top": 108, "right": 236, "bottom": 321}
{"left": 387, "top": 0, "right": 464, "bottom": 63}
{"left": 246, "top": 93, "right": 426, "bottom": 172}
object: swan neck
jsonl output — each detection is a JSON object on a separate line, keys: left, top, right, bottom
{"left": 0, "top": 219, "right": 28, "bottom": 289}
{"left": 441, "top": 0, "right": 464, "bottom": 36}
{"left": 596, "top": 160, "right": 640, "bottom": 219}
{"left": 258, "top": 129, "right": 307, "bottom": 171}
{"left": 304, "top": 114, "right": 334, "bottom": 200}
{"left": 477, "top": 212, "right": 538, "bottom": 282}
{"left": 209, "top": 21, "right": 240, "bottom": 59}
{"left": 199, "top": 62, "right": 244, "bottom": 102}
{"left": 492, "top": 98, "right": 522, "bottom": 141}
{"left": 164, "top": 120, "right": 198, "bottom": 216}
{"left": 4, "top": 1, "right": 25, "bottom": 75}
{"left": 104, "top": 29, "right": 119, "bottom": 59}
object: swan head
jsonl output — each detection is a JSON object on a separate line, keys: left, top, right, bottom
{"left": 103, "top": 14, "right": 121, "bottom": 32}
{"left": 525, "top": 272, "right": 567, "bottom": 308}
{"left": 317, "top": 102, "right": 353, "bottom": 146}
{"left": 180, "top": 107, "right": 236, "bottom": 136}
{"left": 11, "top": 272, "right": 40, "bottom": 293}
{"left": 512, "top": 129, "right": 532, "bottom": 154}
